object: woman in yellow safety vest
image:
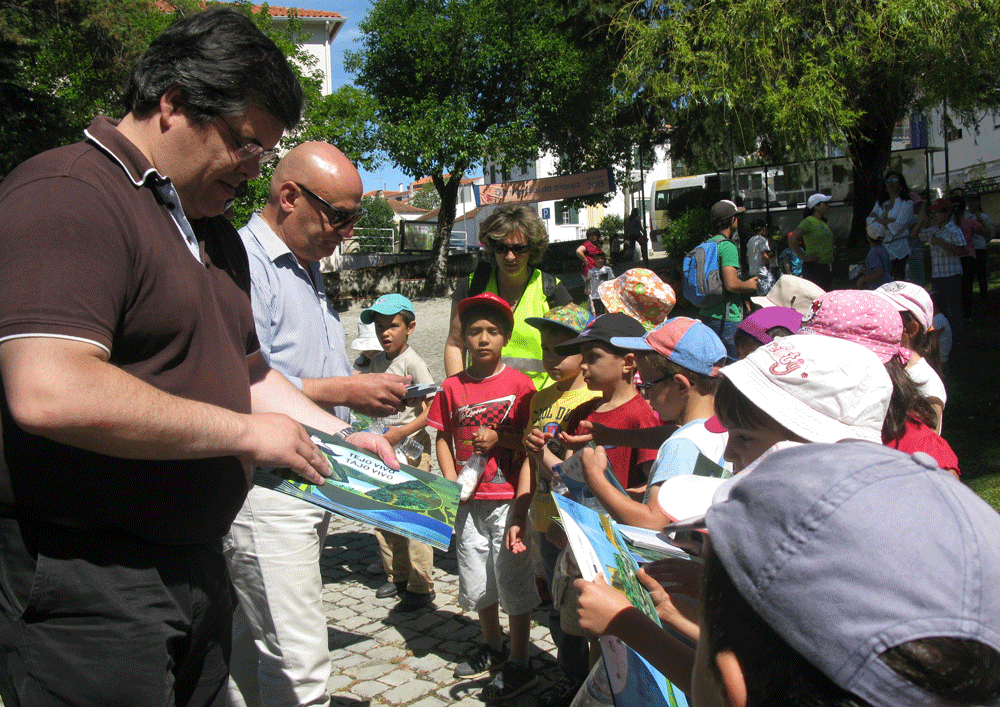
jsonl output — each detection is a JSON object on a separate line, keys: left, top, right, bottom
{"left": 444, "top": 205, "right": 572, "bottom": 390}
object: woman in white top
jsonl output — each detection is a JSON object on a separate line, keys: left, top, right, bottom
{"left": 866, "top": 171, "right": 914, "bottom": 280}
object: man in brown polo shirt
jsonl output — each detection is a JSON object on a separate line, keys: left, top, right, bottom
{"left": 0, "top": 9, "right": 395, "bottom": 706}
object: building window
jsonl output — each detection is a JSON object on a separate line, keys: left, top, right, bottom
{"left": 946, "top": 126, "right": 963, "bottom": 142}
{"left": 555, "top": 200, "right": 579, "bottom": 225}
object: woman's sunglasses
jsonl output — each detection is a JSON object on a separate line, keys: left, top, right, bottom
{"left": 491, "top": 242, "right": 531, "bottom": 256}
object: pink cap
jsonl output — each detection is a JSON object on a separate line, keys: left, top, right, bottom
{"left": 800, "top": 290, "right": 905, "bottom": 363}
{"left": 876, "top": 281, "right": 934, "bottom": 332}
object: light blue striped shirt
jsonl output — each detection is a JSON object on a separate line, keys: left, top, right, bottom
{"left": 239, "top": 213, "right": 351, "bottom": 421}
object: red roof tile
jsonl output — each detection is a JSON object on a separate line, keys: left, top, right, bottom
{"left": 154, "top": 2, "right": 343, "bottom": 21}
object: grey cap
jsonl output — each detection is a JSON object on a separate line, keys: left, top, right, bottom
{"left": 699, "top": 442, "right": 1000, "bottom": 707}
{"left": 710, "top": 199, "right": 741, "bottom": 223}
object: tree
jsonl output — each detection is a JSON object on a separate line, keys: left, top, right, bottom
{"left": 347, "top": 0, "right": 631, "bottom": 295}
{"left": 0, "top": 0, "right": 380, "bottom": 221}
{"left": 614, "top": 0, "right": 1000, "bottom": 241}
{"left": 352, "top": 194, "right": 397, "bottom": 253}
{"left": 409, "top": 183, "right": 441, "bottom": 212}
{"left": 0, "top": 0, "right": 193, "bottom": 178}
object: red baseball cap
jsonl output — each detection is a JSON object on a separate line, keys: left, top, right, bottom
{"left": 457, "top": 292, "right": 514, "bottom": 330}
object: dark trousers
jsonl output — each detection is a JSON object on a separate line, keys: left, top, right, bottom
{"left": 626, "top": 235, "right": 649, "bottom": 266}
{"left": 975, "top": 249, "right": 989, "bottom": 306}
{"left": 890, "top": 256, "right": 907, "bottom": 281}
{"left": 801, "top": 262, "right": 833, "bottom": 291}
{"left": 933, "top": 274, "right": 963, "bottom": 348}
{"left": 0, "top": 517, "right": 233, "bottom": 707}
{"left": 960, "top": 255, "right": 976, "bottom": 319}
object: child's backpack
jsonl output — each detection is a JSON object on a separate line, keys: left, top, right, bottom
{"left": 682, "top": 234, "right": 727, "bottom": 307}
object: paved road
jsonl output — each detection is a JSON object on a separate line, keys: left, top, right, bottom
{"left": 317, "top": 515, "right": 569, "bottom": 707}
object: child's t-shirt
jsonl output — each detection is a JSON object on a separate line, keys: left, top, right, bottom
{"left": 569, "top": 393, "right": 659, "bottom": 489}
{"left": 863, "top": 244, "right": 893, "bottom": 289}
{"left": 585, "top": 265, "right": 614, "bottom": 300}
{"left": 746, "top": 234, "right": 771, "bottom": 274}
{"left": 906, "top": 356, "right": 947, "bottom": 406}
{"left": 525, "top": 384, "right": 602, "bottom": 532}
{"left": 645, "top": 418, "right": 731, "bottom": 496}
{"left": 885, "top": 417, "right": 959, "bottom": 475}
{"left": 368, "top": 346, "right": 434, "bottom": 446}
{"left": 779, "top": 247, "right": 803, "bottom": 276}
{"left": 427, "top": 365, "right": 535, "bottom": 500}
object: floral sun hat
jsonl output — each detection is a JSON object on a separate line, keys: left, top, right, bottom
{"left": 598, "top": 268, "right": 676, "bottom": 331}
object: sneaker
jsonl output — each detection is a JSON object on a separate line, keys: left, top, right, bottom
{"left": 453, "top": 642, "right": 506, "bottom": 679}
{"left": 480, "top": 661, "right": 539, "bottom": 701}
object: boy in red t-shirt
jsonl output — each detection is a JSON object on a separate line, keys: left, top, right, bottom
{"left": 555, "top": 312, "right": 659, "bottom": 495}
{"left": 427, "top": 293, "right": 539, "bottom": 700}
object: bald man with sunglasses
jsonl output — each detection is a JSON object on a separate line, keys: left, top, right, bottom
{"left": 225, "top": 142, "right": 410, "bottom": 707}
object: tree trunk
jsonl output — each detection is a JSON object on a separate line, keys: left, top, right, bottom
{"left": 422, "top": 173, "right": 462, "bottom": 297}
{"left": 846, "top": 116, "right": 893, "bottom": 249}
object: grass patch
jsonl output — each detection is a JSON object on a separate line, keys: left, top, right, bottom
{"left": 935, "top": 242, "right": 1000, "bottom": 512}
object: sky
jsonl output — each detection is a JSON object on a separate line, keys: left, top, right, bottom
{"left": 294, "top": 0, "right": 415, "bottom": 193}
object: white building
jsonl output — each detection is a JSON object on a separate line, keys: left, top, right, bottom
{"left": 264, "top": 5, "right": 345, "bottom": 95}
{"left": 893, "top": 107, "right": 1000, "bottom": 204}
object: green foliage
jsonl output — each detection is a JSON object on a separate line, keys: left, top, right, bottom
{"left": 614, "top": 0, "right": 1000, "bottom": 239}
{"left": 353, "top": 195, "right": 396, "bottom": 253}
{"left": 0, "top": 0, "right": 193, "bottom": 178}
{"left": 409, "top": 183, "right": 441, "bottom": 212}
{"left": 348, "top": 0, "right": 638, "bottom": 293}
{"left": 599, "top": 214, "right": 624, "bottom": 242}
{"left": 0, "top": 0, "right": 380, "bottom": 224}
{"left": 660, "top": 207, "right": 711, "bottom": 259}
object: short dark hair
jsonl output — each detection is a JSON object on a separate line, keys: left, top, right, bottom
{"left": 124, "top": 8, "right": 303, "bottom": 128}
{"left": 702, "top": 544, "right": 1000, "bottom": 707}
{"left": 586, "top": 227, "right": 602, "bottom": 241}
{"left": 460, "top": 304, "right": 512, "bottom": 338}
{"left": 593, "top": 250, "right": 606, "bottom": 260}
{"left": 636, "top": 350, "right": 722, "bottom": 395}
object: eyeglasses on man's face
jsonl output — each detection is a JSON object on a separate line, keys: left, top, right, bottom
{"left": 294, "top": 182, "right": 365, "bottom": 228}
{"left": 216, "top": 116, "right": 278, "bottom": 165}
{"left": 491, "top": 241, "right": 531, "bottom": 256}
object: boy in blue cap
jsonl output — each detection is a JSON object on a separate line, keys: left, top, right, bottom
{"left": 361, "top": 293, "right": 437, "bottom": 611}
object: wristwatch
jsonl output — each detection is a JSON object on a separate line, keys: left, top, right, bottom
{"left": 332, "top": 426, "right": 360, "bottom": 443}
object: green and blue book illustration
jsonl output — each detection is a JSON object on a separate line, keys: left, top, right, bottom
{"left": 254, "top": 425, "right": 459, "bottom": 551}
{"left": 553, "top": 493, "right": 689, "bottom": 707}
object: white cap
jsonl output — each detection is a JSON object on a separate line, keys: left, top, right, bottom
{"left": 720, "top": 334, "right": 891, "bottom": 444}
{"left": 350, "top": 321, "right": 382, "bottom": 351}
{"left": 750, "top": 274, "right": 825, "bottom": 315}
{"left": 807, "top": 193, "right": 833, "bottom": 209}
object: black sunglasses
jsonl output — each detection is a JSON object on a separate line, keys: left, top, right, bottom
{"left": 636, "top": 374, "right": 672, "bottom": 395}
{"left": 491, "top": 242, "right": 531, "bottom": 256}
{"left": 294, "top": 183, "right": 364, "bottom": 227}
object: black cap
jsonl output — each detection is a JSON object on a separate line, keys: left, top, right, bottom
{"left": 552, "top": 313, "right": 647, "bottom": 355}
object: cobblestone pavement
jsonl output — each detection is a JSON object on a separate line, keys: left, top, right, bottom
{"left": 319, "top": 516, "right": 571, "bottom": 707}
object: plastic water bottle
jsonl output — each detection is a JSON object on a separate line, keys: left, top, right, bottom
{"left": 550, "top": 472, "right": 570, "bottom": 497}
{"left": 457, "top": 453, "right": 487, "bottom": 501}
{"left": 371, "top": 417, "right": 423, "bottom": 464}
{"left": 395, "top": 437, "right": 424, "bottom": 464}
